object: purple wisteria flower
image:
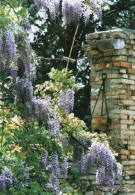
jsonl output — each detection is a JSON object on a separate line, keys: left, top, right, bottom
{"left": 0, "top": 167, "right": 13, "bottom": 191}
{"left": 33, "top": 0, "right": 102, "bottom": 24}
{"left": 60, "top": 157, "right": 68, "bottom": 178}
{"left": 58, "top": 89, "right": 74, "bottom": 114}
{"left": 62, "top": 0, "right": 82, "bottom": 24}
{"left": 46, "top": 0, "right": 60, "bottom": 19}
{"left": 4, "top": 30, "right": 15, "bottom": 63}
{"left": 51, "top": 153, "right": 60, "bottom": 194}
{"left": 41, "top": 151, "right": 48, "bottom": 169}
{"left": 79, "top": 141, "right": 122, "bottom": 188}
{"left": 89, "top": 0, "right": 102, "bottom": 19}
{"left": 34, "top": 98, "right": 51, "bottom": 120}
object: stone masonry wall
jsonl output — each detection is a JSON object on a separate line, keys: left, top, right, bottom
{"left": 83, "top": 29, "right": 135, "bottom": 194}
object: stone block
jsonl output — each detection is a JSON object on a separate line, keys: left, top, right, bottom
{"left": 86, "top": 50, "right": 99, "bottom": 57}
{"left": 120, "top": 114, "right": 128, "bottom": 119}
{"left": 130, "top": 86, "right": 135, "bottom": 90}
{"left": 133, "top": 45, "right": 135, "bottom": 50}
{"left": 90, "top": 76, "right": 99, "bottom": 82}
{"left": 130, "top": 126, "right": 135, "bottom": 130}
{"left": 112, "top": 32, "right": 126, "bottom": 39}
{"left": 129, "top": 146, "right": 135, "bottom": 150}
{"left": 130, "top": 40, "right": 135, "bottom": 44}
{"left": 129, "top": 166, "right": 135, "bottom": 170}
{"left": 130, "top": 106, "right": 135, "bottom": 110}
{"left": 130, "top": 150, "right": 135, "bottom": 155}
{"left": 121, "top": 125, "right": 128, "bottom": 130}
{"left": 130, "top": 135, "right": 135, "bottom": 140}
{"left": 124, "top": 180, "right": 134, "bottom": 184}
{"left": 86, "top": 33, "right": 99, "bottom": 40}
{"left": 120, "top": 149, "right": 129, "bottom": 155}
{"left": 122, "top": 160, "right": 135, "bottom": 165}
{"left": 129, "top": 50, "right": 135, "bottom": 56}
{"left": 121, "top": 79, "right": 134, "bottom": 85}
{"left": 121, "top": 74, "right": 128, "bottom": 79}
{"left": 127, "top": 170, "right": 135, "bottom": 175}
{"left": 122, "top": 130, "right": 134, "bottom": 135}
{"left": 91, "top": 81, "right": 102, "bottom": 85}
{"left": 126, "top": 44, "right": 132, "bottom": 49}
{"left": 128, "top": 141, "right": 135, "bottom": 145}
{"left": 102, "top": 57, "right": 112, "bottom": 62}
{"left": 127, "top": 69, "right": 135, "bottom": 74}
{"left": 128, "top": 57, "right": 135, "bottom": 63}
{"left": 113, "top": 62, "right": 131, "bottom": 68}
{"left": 112, "top": 56, "right": 127, "bottom": 62}
{"left": 130, "top": 34, "right": 135, "bottom": 39}
{"left": 127, "top": 90, "right": 132, "bottom": 95}
{"left": 120, "top": 155, "right": 127, "bottom": 160}
{"left": 129, "top": 75, "right": 135, "bottom": 80}
{"left": 119, "top": 69, "right": 126, "bottom": 74}
{"left": 132, "top": 64, "right": 135, "bottom": 69}
{"left": 121, "top": 134, "right": 129, "bottom": 139}
{"left": 107, "top": 74, "right": 120, "bottom": 79}
{"left": 129, "top": 155, "right": 135, "bottom": 160}
{"left": 120, "top": 120, "right": 133, "bottom": 125}
{"left": 82, "top": 44, "right": 91, "bottom": 51}
{"left": 94, "top": 63, "right": 106, "bottom": 70}
{"left": 96, "top": 39, "right": 125, "bottom": 51}
{"left": 118, "top": 100, "right": 134, "bottom": 106}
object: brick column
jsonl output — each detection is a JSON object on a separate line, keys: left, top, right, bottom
{"left": 83, "top": 29, "right": 135, "bottom": 180}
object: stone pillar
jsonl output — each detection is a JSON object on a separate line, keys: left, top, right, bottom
{"left": 83, "top": 29, "right": 135, "bottom": 181}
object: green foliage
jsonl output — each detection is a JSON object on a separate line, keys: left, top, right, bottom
{"left": 0, "top": 105, "right": 64, "bottom": 193}
{"left": 35, "top": 68, "right": 77, "bottom": 98}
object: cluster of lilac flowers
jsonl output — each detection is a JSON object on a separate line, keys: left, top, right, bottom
{"left": 41, "top": 152, "right": 68, "bottom": 194}
{"left": 80, "top": 141, "right": 122, "bottom": 188}
{"left": 89, "top": 0, "right": 102, "bottom": 19}
{"left": 58, "top": 89, "right": 74, "bottom": 114}
{"left": 4, "top": 30, "right": 15, "bottom": 63}
{"left": 0, "top": 167, "right": 13, "bottom": 191}
{"left": 0, "top": 30, "right": 15, "bottom": 69}
{"left": 33, "top": 0, "right": 102, "bottom": 24}
{"left": 34, "top": 98, "right": 51, "bottom": 120}
{"left": 46, "top": 0, "right": 60, "bottom": 19}
{"left": 62, "top": 0, "right": 82, "bottom": 24}
{"left": 41, "top": 151, "right": 48, "bottom": 170}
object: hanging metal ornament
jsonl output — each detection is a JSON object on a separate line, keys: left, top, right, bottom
{"left": 90, "top": 73, "right": 110, "bottom": 133}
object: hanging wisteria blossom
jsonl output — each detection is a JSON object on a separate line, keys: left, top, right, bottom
{"left": 0, "top": 167, "right": 13, "bottom": 191}
{"left": 62, "top": 0, "right": 82, "bottom": 24}
{"left": 58, "top": 89, "right": 74, "bottom": 114}
{"left": 33, "top": 0, "right": 103, "bottom": 24}
{"left": 4, "top": 30, "right": 15, "bottom": 61}
{"left": 46, "top": 0, "right": 60, "bottom": 19}
{"left": 80, "top": 141, "right": 122, "bottom": 188}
